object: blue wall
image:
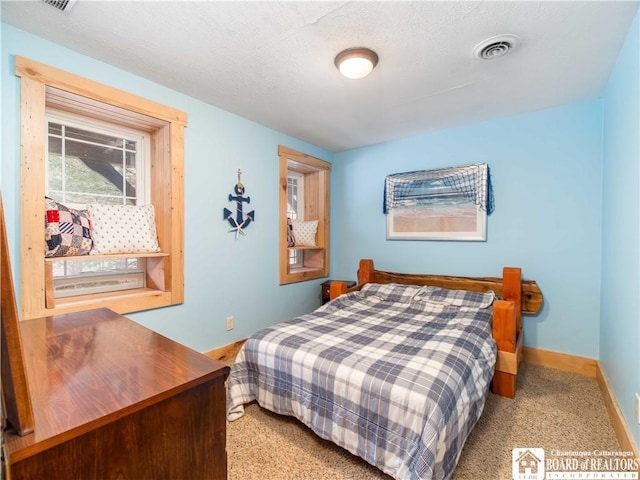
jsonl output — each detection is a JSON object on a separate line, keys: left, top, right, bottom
{"left": 1, "top": 24, "right": 332, "bottom": 352}
{"left": 601, "top": 11, "right": 640, "bottom": 449}
{"left": 2, "top": 13, "right": 639, "bottom": 447}
{"left": 332, "top": 99, "right": 604, "bottom": 359}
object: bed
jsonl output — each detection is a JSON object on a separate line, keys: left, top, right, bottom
{"left": 226, "top": 259, "right": 543, "bottom": 480}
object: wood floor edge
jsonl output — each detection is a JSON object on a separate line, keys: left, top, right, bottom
{"left": 204, "top": 339, "right": 247, "bottom": 365}
{"left": 523, "top": 347, "right": 638, "bottom": 458}
{"left": 522, "top": 346, "right": 597, "bottom": 377}
{"left": 595, "top": 364, "right": 640, "bottom": 459}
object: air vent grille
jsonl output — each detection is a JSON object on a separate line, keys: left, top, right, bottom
{"left": 41, "top": 0, "right": 76, "bottom": 12}
{"left": 473, "top": 34, "right": 520, "bottom": 61}
{"left": 478, "top": 41, "right": 512, "bottom": 60}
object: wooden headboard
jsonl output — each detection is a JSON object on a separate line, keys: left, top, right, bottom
{"left": 330, "top": 258, "right": 542, "bottom": 315}
{"left": 357, "top": 259, "right": 542, "bottom": 314}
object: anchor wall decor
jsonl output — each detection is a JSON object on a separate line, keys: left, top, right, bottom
{"left": 223, "top": 169, "right": 255, "bottom": 239}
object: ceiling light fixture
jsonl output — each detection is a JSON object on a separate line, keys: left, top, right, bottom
{"left": 334, "top": 48, "right": 379, "bottom": 79}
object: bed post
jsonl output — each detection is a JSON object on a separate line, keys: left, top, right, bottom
{"left": 502, "top": 267, "right": 522, "bottom": 333}
{"left": 491, "top": 300, "right": 517, "bottom": 398}
{"left": 329, "top": 281, "right": 348, "bottom": 299}
{"left": 358, "top": 259, "right": 374, "bottom": 284}
{"left": 491, "top": 267, "right": 522, "bottom": 399}
{"left": 329, "top": 259, "right": 374, "bottom": 301}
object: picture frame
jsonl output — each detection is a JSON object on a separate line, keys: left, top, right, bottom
{"left": 385, "top": 163, "right": 491, "bottom": 241}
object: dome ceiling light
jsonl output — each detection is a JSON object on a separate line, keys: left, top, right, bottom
{"left": 334, "top": 47, "right": 379, "bottom": 79}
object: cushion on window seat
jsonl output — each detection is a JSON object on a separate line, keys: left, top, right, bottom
{"left": 45, "top": 196, "right": 93, "bottom": 257}
{"left": 87, "top": 203, "right": 160, "bottom": 254}
{"left": 291, "top": 219, "right": 318, "bottom": 247}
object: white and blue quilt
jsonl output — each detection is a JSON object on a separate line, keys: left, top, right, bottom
{"left": 227, "top": 283, "right": 497, "bottom": 480}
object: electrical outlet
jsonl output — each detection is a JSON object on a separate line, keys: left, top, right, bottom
{"left": 226, "top": 316, "right": 234, "bottom": 331}
{"left": 635, "top": 393, "right": 640, "bottom": 424}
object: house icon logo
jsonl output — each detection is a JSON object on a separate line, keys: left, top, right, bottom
{"left": 512, "top": 448, "right": 545, "bottom": 480}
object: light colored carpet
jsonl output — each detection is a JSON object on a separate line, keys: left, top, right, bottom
{"left": 226, "top": 363, "right": 620, "bottom": 480}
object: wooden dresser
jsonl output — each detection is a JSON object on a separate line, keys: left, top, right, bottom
{"left": 4, "top": 307, "right": 230, "bottom": 480}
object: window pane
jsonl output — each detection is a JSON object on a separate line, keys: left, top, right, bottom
{"left": 48, "top": 122, "right": 62, "bottom": 136}
{"left": 287, "top": 175, "right": 302, "bottom": 266}
{"left": 63, "top": 149, "right": 126, "bottom": 199}
{"left": 47, "top": 121, "right": 139, "bottom": 206}
{"left": 64, "top": 192, "right": 112, "bottom": 206}
{"left": 52, "top": 258, "right": 142, "bottom": 278}
{"left": 52, "top": 257, "right": 145, "bottom": 298}
{"left": 64, "top": 125, "right": 124, "bottom": 148}
{"left": 47, "top": 138, "right": 63, "bottom": 192}
{"left": 287, "top": 177, "right": 298, "bottom": 219}
{"left": 125, "top": 151, "right": 137, "bottom": 197}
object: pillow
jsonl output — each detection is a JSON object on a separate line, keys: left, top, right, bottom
{"left": 359, "top": 283, "right": 423, "bottom": 304}
{"left": 413, "top": 286, "right": 496, "bottom": 309}
{"left": 87, "top": 203, "right": 160, "bottom": 254}
{"left": 287, "top": 217, "right": 296, "bottom": 247}
{"left": 291, "top": 219, "right": 318, "bottom": 247}
{"left": 45, "top": 197, "right": 93, "bottom": 257}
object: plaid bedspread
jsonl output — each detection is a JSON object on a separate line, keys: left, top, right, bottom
{"left": 227, "top": 284, "right": 497, "bottom": 480}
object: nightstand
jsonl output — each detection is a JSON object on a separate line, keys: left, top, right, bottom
{"left": 321, "top": 280, "right": 356, "bottom": 304}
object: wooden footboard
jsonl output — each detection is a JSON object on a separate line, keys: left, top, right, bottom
{"left": 329, "top": 259, "right": 542, "bottom": 399}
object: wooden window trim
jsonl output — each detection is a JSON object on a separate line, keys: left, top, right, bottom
{"left": 15, "top": 56, "right": 186, "bottom": 320}
{"left": 278, "top": 145, "right": 330, "bottom": 285}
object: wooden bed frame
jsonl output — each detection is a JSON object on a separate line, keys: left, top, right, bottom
{"left": 329, "top": 259, "right": 543, "bottom": 398}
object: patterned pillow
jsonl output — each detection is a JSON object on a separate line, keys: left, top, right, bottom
{"left": 45, "top": 197, "right": 93, "bottom": 257}
{"left": 87, "top": 203, "right": 160, "bottom": 254}
{"left": 287, "top": 217, "right": 296, "bottom": 247}
{"left": 291, "top": 219, "right": 318, "bottom": 247}
{"left": 359, "top": 283, "right": 424, "bottom": 303}
{"left": 414, "top": 286, "right": 496, "bottom": 309}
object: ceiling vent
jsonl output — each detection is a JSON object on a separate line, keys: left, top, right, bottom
{"left": 473, "top": 34, "right": 519, "bottom": 60}
{"left": 41, "top": 0, "right": 77, "bottom": 12}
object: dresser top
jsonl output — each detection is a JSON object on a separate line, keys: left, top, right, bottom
{"left": 6, "top": 307, "right": 229, "bottom": 460}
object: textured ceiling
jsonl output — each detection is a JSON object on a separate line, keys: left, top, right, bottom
{"left": 1, "top": 1, "right": 638, "bottom": 152}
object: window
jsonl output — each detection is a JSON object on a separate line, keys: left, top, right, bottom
{"left": 46, "top": 110, "right": 149, "bottom": 207}
{"left": 287, "top": 171, "right": 304, "bottom": 268}
{"left": 46, "top": 111, "right": 152, "bottom": 299}
{"left": 279, "top": 145, "right": 330, "bottom": 285}
{"left": 16, "top": 56, "right": 187, "bottom": 320}
{"left": 45, "top": 109, "right": 154, "bottom": 299}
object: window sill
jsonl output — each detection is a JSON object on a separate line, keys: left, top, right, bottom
{"left": 285, "top": 267, "right": 328, "bottom": 283}
{"left": 44, "top": 289, "right": 173, "bottom": 317}
{"left": 289, "top": 266, "right": 323, "bottom": 274}
{"left": 45, "top": 252, "right": 169, "bottom": 263}
{"left": 44, "top": 252, "right": 171, "bottom": 315}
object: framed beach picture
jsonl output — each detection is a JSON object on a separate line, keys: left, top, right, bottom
{"left": 384, "top": 163, "right": 493, "bottom": 241}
